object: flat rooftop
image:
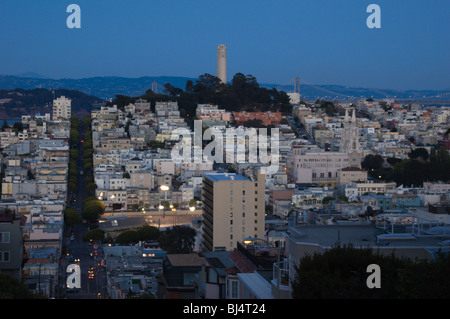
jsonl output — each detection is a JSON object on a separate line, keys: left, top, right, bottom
{"left": 204, "top": 173, "right": 250, "bottom": 182}
{"left": 289, "top": 224, "right": 450, "bottom": 249}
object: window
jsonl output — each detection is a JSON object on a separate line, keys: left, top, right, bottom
{"left": 0, "top": 251, "right": 10, "bottom": 262}
{"left": 231, "top": 280, "right": 239, "bottom": 299}
{"left": 0, "top": 232, "right": 10, "bottom": 243}
{"left": 183, "top": 272, "right": 198, "bottom": 286}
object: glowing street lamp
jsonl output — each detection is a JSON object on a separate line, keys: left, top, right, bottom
{"left": 160, "top": 185, "right": 169, "bottom": 204}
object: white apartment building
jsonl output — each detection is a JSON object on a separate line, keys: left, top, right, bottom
{"left": 52, "top": 96, "right": 71, "bottom": 120}
{"left": 289, "top": 145, "right": 350, "bottom": 187}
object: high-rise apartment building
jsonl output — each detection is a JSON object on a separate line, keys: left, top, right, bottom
{"left": 217, "top": 44, "right": 227, "bottom": 84}
{"left": 52, "top": 96, "right": 72, "bottom": 120}
{"left": 201, "top": 171, "right": 265, "bottom": 252}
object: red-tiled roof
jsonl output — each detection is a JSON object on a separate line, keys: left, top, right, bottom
{"left": 229, "top": 249, "right": 255, "bottom": 273}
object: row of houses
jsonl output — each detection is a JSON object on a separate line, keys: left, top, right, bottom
{"left": 0, "top": 98, "right": 73, "bottom": 297}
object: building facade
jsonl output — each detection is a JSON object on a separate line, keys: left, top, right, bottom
{"left": 201, "top": 172, "right": 265, "bottom": 252}
{"left": 52, "top": 96, "right": 71, "bottom": 120}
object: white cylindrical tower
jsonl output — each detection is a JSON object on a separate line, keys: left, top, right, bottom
{"left": 217, "top": 44, "right": 227, "bottom": 84}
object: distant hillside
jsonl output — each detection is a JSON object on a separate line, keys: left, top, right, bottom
{"left": 0, "top": 88, "right": 105, "bottom": 119}
{"left": 0, "top": 74, "right": 448, "bottom": 105}
{"left": 0, "top": 75, "right": 197, "bottom": 100}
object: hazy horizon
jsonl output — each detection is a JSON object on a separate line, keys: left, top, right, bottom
{"left": 1, "top": 1, "right": 449, "bottom": 91}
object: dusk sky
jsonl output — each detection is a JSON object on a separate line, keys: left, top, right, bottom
{"left": 0, "top": 0, "right": 449, "bottom": 90}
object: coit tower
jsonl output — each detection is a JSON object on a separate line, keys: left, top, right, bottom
{"left": 217, "top": 44, "right": 227, "bottom": 84}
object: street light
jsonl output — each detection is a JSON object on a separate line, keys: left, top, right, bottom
{"left": 171, "top": 207, "right": 177, "bottom": 226}
{"left": 110, "top": 195, "right": 115, "bottom": 213}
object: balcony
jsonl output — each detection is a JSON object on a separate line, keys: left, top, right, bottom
{"left": 272, "top": 259, "right": 290, "bottom": 290}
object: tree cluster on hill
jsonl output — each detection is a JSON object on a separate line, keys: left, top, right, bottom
{"left": 0, "top": 88, "right": 103, "bottom": 118}
{"left": 292, "top": 245, "right": 450, "bottom": 299}
{"left": 106, "top": 73, "right": 292, "bottom": 118}
{"left": 362, "top": 147, "right": 450, "bottom": 186}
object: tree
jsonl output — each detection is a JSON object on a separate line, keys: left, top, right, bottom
{"left": 292, "top": 245, "right": 405, "bottom": 299}
{"left": 115, "top": 230, "right": 139, "bottom": 245}
{"left": 322, "top": 196, "right": 336, "bottom": 204}
{"left": 386, "top": 157, "right": 402, "bottom": 165}
{"left": 114, "top": 225, "right": 161, "bottom": 245}
{"left": 68, "top": 181, "right": 77, "bottom": 193}
{"left": 86, "top": 182, "right": 97, "bottom": 194}
{"left": 408, "top": 148, "right": 429, "bottom": 161}
{"left": 185, "top": 80, "right": 194, "bottom": 93}
{"left": 163, "top": 83, "right": 183, "bottom": 96}
{"left": 1, "top": 119, "right": 8, "bottom": 131}
{"left": 0, "top": 273, "right": 46, "bottom": 299}
{"left": 82, "top": 229, "right": 105, "bottom": 242}
{"left": 82, "top": 198, "right": 105, "bottom": 221}
{"left": 189, "top": 199, "right": 197, "bottom": 208}
{"left": 396, "top": 251, "right": 450, "bottom": 298}
{"left": 160, "top": 201, "right": 171, "bottom": 209}
{"left": 292, "top": 245, "right": 450, "bottom": 299}
{"left": 82, "top": 114, "right": 92, "bottom": 126}
{"left": 136, "top": 225, "right": 160, "bottom": 241}
{"left": 64, "top": 207, "right": 81, "bottom": 228}
{"left": 158, "top": 225, "right": 197, "bottom": 254}
{"left": 362, "top": 154, "right": 384, "bottom": 171}
{"left": 12, "top": 122, "right": 23, "bottom": 132}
